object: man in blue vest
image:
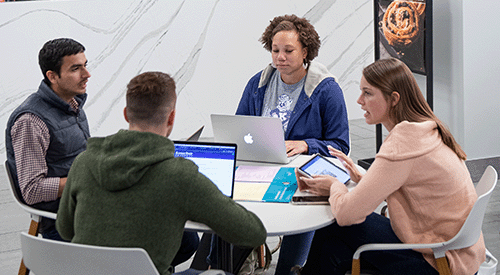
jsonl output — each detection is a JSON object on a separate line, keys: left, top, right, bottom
{"left": 5, "top": 39, "right": 200, "bottom": 269}
{"left": 5, "top": 38, "right": 91, "bottom": 240}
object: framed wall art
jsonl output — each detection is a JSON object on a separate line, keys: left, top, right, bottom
{"left": 373, "top": 0, "right": 433, "bottom": 152}
{"left": 375, "top": 0, "right": 432, "bottom": 76}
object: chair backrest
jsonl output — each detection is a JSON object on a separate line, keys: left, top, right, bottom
{"left": 20, "top": 232, "right": 160, "bottom": 275}
{"left": 4, "top": 161, "right": 57, "bottom": 220}
{"left": 433, "top": 166, "right": 498, "bottom": 257}
{"left": 5, "top": 160, "right": 25, "bottom": 205}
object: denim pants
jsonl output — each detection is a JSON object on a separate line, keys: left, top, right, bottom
{"left": 171, "top": 231, "right": 200, "bottom": 268}
{"left": 274, "top": 231, "right": 315, "bottom": 275}
{"left": 301, "top": 213, "right": 439, "bottom": 275}
{"left": 41, "top": 227, "right": 66, "bottom": 241}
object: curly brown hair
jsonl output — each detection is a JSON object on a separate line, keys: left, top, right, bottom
{"left": 259, "top": 14, "right": 321, "bottom": 66}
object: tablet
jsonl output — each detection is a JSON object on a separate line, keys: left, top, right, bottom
{"left": 298, "top": 153, "right": 351, "bottom": 184}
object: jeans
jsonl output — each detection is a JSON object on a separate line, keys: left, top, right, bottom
{"left": 172, "top": 231, "right": 200, "bottom": 268}
{"left": 190, "top": 233, "right": 253, "bottom": 273}
{"left": 274, "top": 231, "right": 315, "bottom": 275}
{"left": 301, "top": 213, "right": 439, "bottom": 275}
{"left": 198, "top": 231, "right": 314, "bottom": 274}
{"left": 41, "top": 227, "right": 66, "bottom": 241}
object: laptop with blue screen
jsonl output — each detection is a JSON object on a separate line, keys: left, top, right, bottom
{"left": 173, "top": 141, "right": 237, "bottom": 198}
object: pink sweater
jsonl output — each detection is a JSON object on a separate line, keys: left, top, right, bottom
{"left": 329, "top": 121, "right": 485, "bottom": 275}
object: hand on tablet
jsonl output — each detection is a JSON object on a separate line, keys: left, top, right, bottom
{"left": 295, "top": 168, "right": 309, "bottom": 191}
{"left": 327, "top": 146, "right": 363, "bottom": 183}
{"left": 295, "top": 168, "right": 337, "bottom": 196}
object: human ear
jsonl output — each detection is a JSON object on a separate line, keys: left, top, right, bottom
{"left": 167, "top": 108, "right": 176, "bottom": 127}
{"left": 165, "top": 108, "right": 176, "bottom": 137}
{"left": 123, "top": 107, "right": 129, "bottom": 123}
{"left": 46, "top": 70, "right": 58, "bottom": 84}
{"left": 391, "top": 91, "right": 400, "bottom": 107}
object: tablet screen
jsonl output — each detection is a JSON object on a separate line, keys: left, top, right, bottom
{"left": 299, "top": 154, "right": 350, "bottom": 184}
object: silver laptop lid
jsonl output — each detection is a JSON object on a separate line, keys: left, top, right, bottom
{"left": 186, "top": 125, "right": 204, "bottom": 141}
{"left": 211, "top": 114, "right": 289, "bottom": 164}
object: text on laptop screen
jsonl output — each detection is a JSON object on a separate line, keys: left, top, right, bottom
{"left": 174, "top": 142, "right": 236, "bottom": 197}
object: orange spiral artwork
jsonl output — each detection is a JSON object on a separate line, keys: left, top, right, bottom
{"left": 382, "top": 1, "right": 425, "bottom": 48}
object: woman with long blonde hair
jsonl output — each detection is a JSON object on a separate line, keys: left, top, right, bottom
{"left": 295, "top": 58, "right": 485, "bottom": 275}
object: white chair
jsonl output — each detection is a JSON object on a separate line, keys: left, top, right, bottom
{"left": 478, "top": 249, "right": 498, "bottom": 275}
{"left": 20, "top": 232, "right": 231, "bottom": 275}
{"left": 351, "top": 165, "right": 498, "bottom": 275}
{"left": 4, "top": 161, "right": 57, "bottom": 275}
{"left": 20, "top": 231, "right": 161, "bottom": 275}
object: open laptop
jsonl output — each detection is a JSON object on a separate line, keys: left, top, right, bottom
{"left": 211, "top": 114, "right": 295, "bottom": 164}
{"left": 173, "top": 140, "right": 237, "bottom": 198}
{"left": 185, "top": 125, "right": 204, "bottom": 141}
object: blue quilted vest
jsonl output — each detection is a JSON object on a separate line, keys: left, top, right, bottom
{"left": 5, "top": 80, "right": 90, "bottom": 232}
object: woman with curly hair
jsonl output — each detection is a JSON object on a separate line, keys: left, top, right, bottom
{"left": 236, "top": 14, "right": 350, "bottom": 157}
{"left": 191, "top": 15, "right": 350, "bottom": 275}
{"left": 234, "top": 14, "right": 350, "bottom": 275}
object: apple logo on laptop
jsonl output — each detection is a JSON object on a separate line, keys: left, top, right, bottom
{"left": 244, "top": 133, "right": 254, "bottom": 144}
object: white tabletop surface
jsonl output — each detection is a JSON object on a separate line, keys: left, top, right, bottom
{"left": 185, "top": 154, "right": 361, "bottom": 236}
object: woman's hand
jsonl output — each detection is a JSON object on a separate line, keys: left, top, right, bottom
{"left": 286, "top": 140, "right": 308, "bottom": 156}
{"left": 295, "top": 168, "right": 337, "bottom": 196}
{"left": 327, "top": 145, "right": 363, "bottom": 183}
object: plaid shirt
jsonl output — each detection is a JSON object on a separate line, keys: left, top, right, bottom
{"left": 11, "top": 98, "right": 79, "bottom": 205}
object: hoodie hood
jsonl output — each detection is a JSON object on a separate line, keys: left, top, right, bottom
{"left": 258, "top": 61, "right": 337, "bottom": 98}
{"left": 376, "top": 120, "right": 441, "bottom": 161}
{"left": 85, "top": 129, "right": 174, "bottom": 191}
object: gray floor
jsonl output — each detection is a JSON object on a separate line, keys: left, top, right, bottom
{"left": 1, "top": 119, "right": 499, "bottom": 274}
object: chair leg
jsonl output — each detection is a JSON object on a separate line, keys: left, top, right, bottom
{"left": 19, "top": 219, "right": 40, "bottom": 275}
{"left": 19, "top": 260, "right": 29, "bottom": 275}
{"left": 351, "top": 259, "right": 361, "bottom": 275}
{"left": 257, "top": 244, "right": 265, "bottom": 268}
{"left": 435, "top": 257, "right": 452, "bottom": 275}
{"left": 28, "top": 219, "right": 40, "bottom": 236}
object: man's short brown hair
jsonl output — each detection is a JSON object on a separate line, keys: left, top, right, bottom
{"left": 126, "top": 72, "right": 176, "bottom": 126}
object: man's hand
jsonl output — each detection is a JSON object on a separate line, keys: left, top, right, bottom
{"left": 58, "top": 177, "right": 67, "bottom": 197}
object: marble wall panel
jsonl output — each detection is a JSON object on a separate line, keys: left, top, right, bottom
{"left": 0, "top": 0, "right": 373, "bottom": 158}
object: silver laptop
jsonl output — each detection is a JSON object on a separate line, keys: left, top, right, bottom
{"left": 185, "top": 125, "right": 204, "bottom": 141}
{"left": 211, "top": 114, "right": 294, "bottom": 164}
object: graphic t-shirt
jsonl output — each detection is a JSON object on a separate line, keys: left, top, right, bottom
{"left": 262, "top": 71, "right": 306, "bottom": 132}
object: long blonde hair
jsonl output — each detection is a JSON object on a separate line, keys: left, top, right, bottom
{"left": 363, "top": 58, "right": 466, "bottom": 160}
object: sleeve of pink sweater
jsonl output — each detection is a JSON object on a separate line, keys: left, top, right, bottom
{"left": 328, "top": 156, "right": 415, "bottom": 226}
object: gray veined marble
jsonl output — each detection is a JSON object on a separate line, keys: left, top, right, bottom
{"left": 0, "top": 0, "right": 373, "bottom": 155}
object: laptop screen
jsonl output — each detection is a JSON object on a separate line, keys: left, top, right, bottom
{"left": 173, "top": 141, "right": 237, "bottom": 198}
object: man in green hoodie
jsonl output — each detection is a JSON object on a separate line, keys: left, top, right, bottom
{"left": 56, "top": 72, "right": 267, "bottom": 275}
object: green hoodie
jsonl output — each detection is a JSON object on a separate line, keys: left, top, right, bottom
{"left": 56, "top": 130, "right": 266, "bottom": 275}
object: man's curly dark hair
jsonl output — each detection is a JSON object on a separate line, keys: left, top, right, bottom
{"left": 259, "top": 14, "right": 321, "bottom": 67}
